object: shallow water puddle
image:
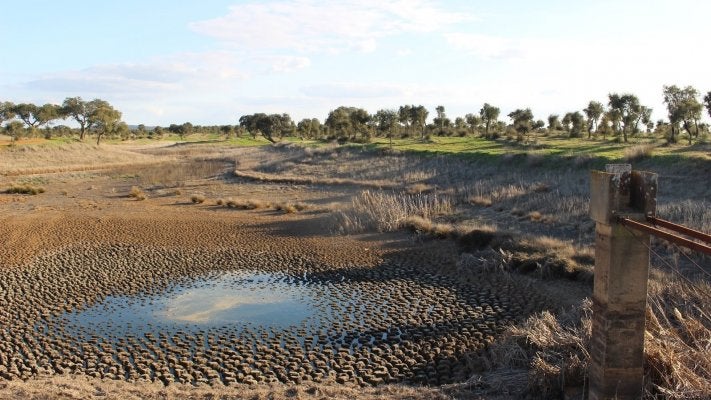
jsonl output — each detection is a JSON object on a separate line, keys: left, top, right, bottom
{"left": 63, "top": 272, "right": 318, "bottom": 335}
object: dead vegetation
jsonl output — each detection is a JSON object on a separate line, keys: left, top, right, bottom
{"left": 456, "top": 268, "right": 711, "bottom": 399}
{"left": 0, "top": 375, "right": 451, "bottom": 400}
{"left": 129, "top": 186, "right": 146, "bottom": 201}
{"left": 330, "top": 190, "right": 454, "bottom": 233}
{"left": 0, "top": 142, "right": 168, "bottom": 176}
{"left": 3, "top": 184, "right": 45, "bottom": 195}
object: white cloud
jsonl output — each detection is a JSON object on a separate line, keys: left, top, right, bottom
{"left": 189, "top": 0, "right": 471, "bottom": 53}
{"left": 300, "top": 82, "right": 406, "bottom": 98}
{"left": 253, "top": 55, "right": 312, "bottom": 73}
{"left": 445, "top": 33, "right": 528, "bottom": 61}
{"left": 23, "top": 51, "right": 248, "bottom": 96}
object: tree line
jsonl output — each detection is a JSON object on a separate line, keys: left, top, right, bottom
{"left": 2, "top": 85, "right": 711, "bottom": 145}
{"left": 0, "top": 97, "right": 122, "bottom": 145}
{"left": 237, "top": 85, "right": 711, "bottom": 145}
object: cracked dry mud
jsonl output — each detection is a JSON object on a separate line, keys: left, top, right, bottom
{"left": 0, "top": 160, "right": 550, "bottom": 389}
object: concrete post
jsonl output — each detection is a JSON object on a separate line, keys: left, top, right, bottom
{"left": 588, "top": 164, "right": 657, "bottom": 400}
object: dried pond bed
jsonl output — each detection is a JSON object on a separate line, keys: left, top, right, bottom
{"left": 0, "top": 243, "right": 549, "bottom": 387}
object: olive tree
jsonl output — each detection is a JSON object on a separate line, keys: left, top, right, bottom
{"left": 479, "top": 103, "right": 500, "bottom": 138}
{"left": 583, "top": 101, "right": 604, "bottom": 138}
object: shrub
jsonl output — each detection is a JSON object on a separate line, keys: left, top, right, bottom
{"left": 216, "top": 198, "right": 224, "bottom": 206}
{"left": 4, "top": 185, "right": 45, "bottom": 195}
{"left": 191, "top": 194, "right": 206, "bottom": 204}
{"left": 624, "top": 144, "right": 655, "bottom": 162}
{"left": 129, "top": 186, "right": 146, "bottom": 200}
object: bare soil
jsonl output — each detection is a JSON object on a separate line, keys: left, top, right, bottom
{"left": 0, "top": 142, "right": 572, "bottom": 399}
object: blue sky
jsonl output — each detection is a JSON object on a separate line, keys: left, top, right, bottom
{"left": 2, "top": 0, "right": 710, "bottom": 126}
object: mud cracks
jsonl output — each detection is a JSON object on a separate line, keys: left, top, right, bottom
{"left": 0, "top": 243, "right": 547, "bottom": 387}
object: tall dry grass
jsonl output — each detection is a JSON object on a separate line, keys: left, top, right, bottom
{"left": 477, "top": 272, "right": 711, "bottom": 399}
{"left": 331, "top": 190, "right": 454, "bottom": 233}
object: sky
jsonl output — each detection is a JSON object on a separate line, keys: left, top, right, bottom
{"left": 1, "top": 0, "right": 710, "bottom": 126}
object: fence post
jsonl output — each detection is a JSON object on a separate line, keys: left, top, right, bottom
{"left": 588, "top": 164, "right": 657, "bottom": 400}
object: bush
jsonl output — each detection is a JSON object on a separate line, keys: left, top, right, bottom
{"left": 129, "top": 186, "right": 146, "bottom": 200}
{"left": 4, "top": 185, "right": 45, "bottom": 195}
{"left": 624, "top": 144, "right": 655, "bottom": 162}
{"left": 191, "top": 194, "right": 206, "bottom": 204}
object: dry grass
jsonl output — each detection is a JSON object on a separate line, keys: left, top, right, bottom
{"left": 234, "top": 169, "right": 395, "bottom": 190}
{"left": 129, "top": 186, "right": 146, "bottom": 201}
{"left": 0, "top": 375, "right": 450, "bottom": 400}
{"left": 190, "top": 194, "right": 206, "bottom": 204}
{"left": 114, "top": 158, "right": 229, "bottom": 188}
{"left": 644, "top": 276, "right": 711, "bottom": 399}
{"left": 3, "top": 184, "right": 45, "bottom": 195}
{"left": 274, "top": 202, "right": 309, "bottom": 213}
{"left": 471, "top": 272, "right": 711, "bottom": 399}
{"left": 624, "top": 144, "right": 655, "bottom": 161}
{"left": 331, "top": 190, "right": 454, "bottom": 234}
{"left": 401, "top": 215, "right": 455, "bottom": 238}
{"left": 469, "top": 195, "right": 493, "bottom": 207}
{"left": 405, "top": 183, "right": 435, "bottom": 194}
{"left": 0, "top": 142, "right": 169, "bottom": 176}
{"left": 224, "top": 198, "right": 271, "bottom": 210}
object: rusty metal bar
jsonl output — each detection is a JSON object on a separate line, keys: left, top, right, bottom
{"left": 618, "top": 217, "right": 711, "bottom": 256}
{"left": 647, "top": 216, "right": 711, "bottom": 244}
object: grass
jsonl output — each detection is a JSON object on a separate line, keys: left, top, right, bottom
{"left": 0, "top": 376, "right": 451, "bottom": 400}
{"left": 331, "top": 190, "right": 454, "bottom": 234}
{"left": 190, "top": 194, "right": 206, "bottom": 204}
{"left": 3, "top": 184, "right": 45, "bottom": 195}
{"left": 624, "top": 143, "right": 656, "bottom": 161}
{"left": 128, "top": 186, "right": 146, "bottom": 201}
{"left": 474, "top": 272, "right": 711, "bottom": 399}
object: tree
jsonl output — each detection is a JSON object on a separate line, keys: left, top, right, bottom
{"left": 704, "top": 91, "right": 711, "bottom": 118}
{"left": 0, "top": 101, "right": 16, "bottom": 126}
{"left": 325, "top": 107, "right": 370, "bottom": 141}
{"left": 88, "top": 100, "right": 122, "bottom": 145}
{"left": 569, "top": 111, "right": 584, "bottom": 137}
{"left": 464, "top": 113, "right": 481, "bottom": 135}
{"left": 5, "top": 120, "right": 24, "bottom": 144}
{"left": 547, "top": 114, "right": 560, "bottom": 131}
{"left": 508, "top": 108, "right": 534, "bottom": 140}
{"left": 36, "top": 104, "right": 60, "bottom": 129}
{"left": 663, "top": 85, "right": 702, "bottom": 145}
{"left": 297, "top": 118, "right": 321, "bottom": 139}
{"left": 598, "top": 114, "right": 612, "bottom": 139}
{"left": 220, "top": 125, "right": 233, "bottom": 139}
{"left": 583, "top": 101, "right": 604, "bottom": 138}
{"left": 273, "top": 113, "right": 295, "bottom": 139}
{"left": 479, "top": 103, "right": 500, "bottom": 138}
{"left": 561, "top": 113, "right": 573, "bottom": 134}
{"left": 374, "top": 109, "right": 398, "bottom": 148}
{"left": 637, "top": 106, "right": 653, "bottom": 134}
{"left": 12, "top": 103, "right": 40, "bottom": 129}
{"left": 607, "top": 93, "right": 641, "bottom": 142}
{"left": 398, "top": 105, "right": 412, "bottom": 136}
{"left": 605, "top": 109, "right": 622, "bottom": 137}
{"left": 411, "top": 105, "right": 429, "bottom": 140}
{"left": 435, "top": 105, "right": 446, "bottom": 135}
{"left": 62, "top": 97, "right": 97, "bottom": 140}
{"left": 152, "top": 126, "right": 164, "bottom": 139}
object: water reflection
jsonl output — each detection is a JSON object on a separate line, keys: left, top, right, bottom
{"left": 63, "top": 271, "right": 317, "bottom": 335}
